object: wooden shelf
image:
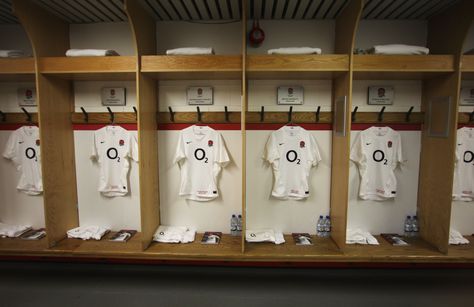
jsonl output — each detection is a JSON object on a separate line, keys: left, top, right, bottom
{"left": 0, "top": 236, "right": 49, "bottom": 253}
{"left": 38, "top": 56, "right": 136, "bottom": 80}
{"left": 245, "top": 236, "right": 342, "bottom": 260}
{"left": 0, "top": 58, "right": 35, "bottom": 81}
{"left": 461, "top": 55, "right": 474, "bottom": 79}
{"left": 353, "top": 55, "right": 455, "bottom": 80}
{"left": 247, "top": 54, "right": 348, "bottom": 79}
{"left": 0, "top": 112, "right": 38, "bottom": 125}
{"left": 145, "top": 234, "right": 243, "bottom": 259}
{"left": 72, "top": 232, "right": 143, "bottom": 255}
{"left": 141, "top": 55, "right": 242, "bottom": 80}
{"left": 448, "top": 236, "right": 474, "bottom": 259}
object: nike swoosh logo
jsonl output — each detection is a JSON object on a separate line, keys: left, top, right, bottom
{"left": 458, "top": 143, "right": 463, "bottom": 146}
{"left": 279, "top": 143, "right": 284, "bottom": 146}
{"left": 100, "top": 141, "right": 105, "bottom": 144}
{"left": 366, "top": 143, "right": 371, "bottom": 145}
{"left": 186, "top": 141, "right": 192, "bottom": 144}
{"left": 18, "top": 141, "right": 24, "bottom": 144}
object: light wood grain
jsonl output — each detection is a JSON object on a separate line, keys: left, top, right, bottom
{"left": 125, "top": 0, "right": 156, "bottom": 56}
{"left": 335, "top": 0, "right": 363, "bottom": 55}
{"left": 419, "top": 73, "right": 461, "bottom": 254}
{"left": 72, "top": 232, "right": 143, "bottom": 255}
{"left": 461, "top": 55, "right": 474, "bottom": 72}
{"left": 353, "top": 55, "right": 455, "bottom": 72}
{"left": 158, "top": 111, "right": 240, "bottom": 124}
{"left": 0, "top": 113, "right": 38, "bottom": 124}
{"left": 247, "top": 55, "right": 348, "bottom": 71}
{"left": 71, "top": 112, "right": 137, "bottom": 124}
{"left": 0, "top": 237, "right": 48, "bottom": 253}
{"left": 0, "top": 58, "right": 35, "bottom": 75}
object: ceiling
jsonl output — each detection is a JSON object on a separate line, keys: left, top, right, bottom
{"left": 0, "top": 0, "right": 461, "bottom": 24}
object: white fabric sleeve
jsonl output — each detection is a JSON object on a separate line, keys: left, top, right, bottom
{"left": 215, "top": 133, "right": 230, "bottom": 167}
{"left": 309, "top": 134, "right": 322, "bottom": 167}
{"left": 3, "top": 131, "right": 20, "bottom": 167}
{"left": 90, "top": 132, "right": 98, "bottom": 160}
{"left": 350, "top": 134, "right": 363, "bottom": 165}
{"left": 263, "top": 132, "right": 279, "bottom": 163}
{"left": 396, "top": 134, "right": 404, "bottom": 164}
{"left": 173, "top": 131, "right": 186, "bottom": 164}
{"left": 130, "top": 134, "right": 139, "bottom": 162}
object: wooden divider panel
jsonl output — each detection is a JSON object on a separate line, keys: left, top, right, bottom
{"left": 241, "top": 0, "right": 247, "bottom": 253}
{"left": 125, "top": 0, "right": 159, "bottom": 250}
{"left": 329, "top": 0, "right": 363, "bottom": 250}
{"left": 418, "top": 0, "right": 474, "bottom": 253}
{"left": 13, "top": 0, "right": 78, "bottom": 247}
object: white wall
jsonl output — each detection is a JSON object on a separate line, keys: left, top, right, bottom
{"left": 74, "top": 81, "right": 136, "bottom": 113}
{"left": 462, "top": 23, "right": 474, "bottom": 53}
{"left": 246, "top": 130, "right": 331, "bottom": 234}
{"left": 0, "top": 24, "right": 33, "bottom": 55}
{"left": 355, "top": 20, "right": 427, "bottom": 50}
{"left": 74, "top": 131, "right": 141, "bottom": 231}
{"left": 0, "top": 131, "right": 45, "bottom": 228}
{"left": 158, "top": 130, "right": 241, "bottom": 233}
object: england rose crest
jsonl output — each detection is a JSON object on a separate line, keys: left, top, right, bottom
{"left": 388, "top": 141, "right": 392, "bottom": 148}
{"left": 119, "top": 139, "right": 125, "bottom": 146}
{"left": 300, "top": 141, "right": 305, "bottom": 148}
{"left": 36, "top": 139, "right": 40, "bottom": 146}
{"left": 208, "top": 140, "right": 213, "bottom": 147}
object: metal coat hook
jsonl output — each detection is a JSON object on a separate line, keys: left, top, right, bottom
{"left": 288, "top": 106, "right": 293, "bottom": 123}
{"left": 260, "top": 106, "right": 265, "bottom": 122}
{"left": 0, "top": 110, "right": 5, "bottom": 122}
{"left": 316, "top": 106, "right": 321, "bottom": 122}
{"left": 133, "top": 106, "right": 137, "bottom": 121}
{"left": 406, "top": 106, "right": 414, "bottom": 122}
{"left": 351, "top": 106, "right": 358, "bottom": 122}
{"left": 168, "top": 106, "right": 175, "bottom": 122}
{"left": 80, "top": 107, "right": 88, "bottom": 122}
{"left": 224, "top": 106, "right": 229, "bottom": 122}
{"left": 107, "top": 107, "right": 114, "bottom": 124}
{"left": 21, "top": 107, "right": 31, "bottom": 123}
{"left": 378, "top": 106, "right": 386, "bottom": 122}
{"left": 196, "top": 106, "right": 202, "bottom": 123}
{"left": 470, "top": 109, "right": 474, "bottom": 122}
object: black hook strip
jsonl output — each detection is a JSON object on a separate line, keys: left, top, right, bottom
{"left": 316, "top": 106, "right": 321, "bottom": 122}
{"left": 0, "top": 110, "right": 5, "bottom": 122}
{"left": 80, "top": 107, "right": 88, "bottom": 122}
{"left": 168, "top": 106, "right": 175, "bottom": 122}
{"left": 260, "top": 106, "right": 265, "bottom": 122}
{"left": 351, "top": 106, "right": 358, "bottom": 122}
{"left": 406, "top": 106, "right": 414, "bottom": 122}
{"left": 378, "top": 106, "right": 386, "bottom": 122}
{"left": 288, "top": 106, "right": 293, "bottom": 123}
{"left": 133, "top": 106, "right": 137, "bottom": 121}
{"left": 224, "top": 106, "right": 229, "bottom": 122}
{"left": 21, "top": 107, "right": 31, "bottom": 123}
{"left": 107, "top": 107, "right": 114, "bottom": 124}
{"left": 197, "top": 106, "right": 202, "bottom": 123}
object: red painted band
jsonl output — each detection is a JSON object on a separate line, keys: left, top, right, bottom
{"left": 0, "top": 124, "right": 37, "bottom": 131}
{"left": 158, "top": 123, "right": 241, "bottom": 130}
{"left": 351, "top": 123, "right": 422, "bottom": 131}
{"left": 72, "top": 124, "right": 137, "bottom": 130}
{"left": 246, "top": 123, "right": 333, "bottom": 130}
{"left": 458, "top": 124, "right": 474, "bottom": 128}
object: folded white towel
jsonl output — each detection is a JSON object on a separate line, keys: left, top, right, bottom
{"left": 0, "top": 222, "right": 31, "bottom": 238}
{"left": 67, "top": 226, "right": 109, "bottom": 240}
{"left": 246, "top": 229, "right": 285, "bottom": 244}
{"left": 153, "top": 225, "right": 196, "bottom": 243}
{"left": 65, "top": 49, "right": 119, "bottom": 57}
{"left": 346, "top": 228, "right": 379, "bottom": 245}
{"left": 267, "top": 47, "right": 322, "bottom": 55}
{"left": 370, "top": 44, "right": 429, "bottom": 55}
{"left": 0, "top": 50, "right": 25, "bottom": 58}
{"left": 449, "top": 230, "right": 470, "bottom": 245}
{"left": 166, "top": 47, "right": 214, "bottom": 55}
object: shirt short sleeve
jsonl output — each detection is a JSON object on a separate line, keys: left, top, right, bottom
{"left": 395, "top": 134, "right": 404, "bottom": 164}
{"left": 264, "top": 132, "right": 279, "bottom": 164}
{"left": 173, "top": 131, "right": 186, "bottom": 164}
{"left": 350, "top": 133, "right": 363, "bottom": 165}
{"left": 91, "top": 131, "right": 99, "bottom": 160}
{"left": 130, "top": 134, "right": 139, "bottom": 162}
{"left": 215, "top": 133, "right": 230, "bottom": 167}
{"left": 309, "top": 134, "right": 322, "bottom": 167}
{"left": 3, "top": 131, "right": 20, "bottom": 167}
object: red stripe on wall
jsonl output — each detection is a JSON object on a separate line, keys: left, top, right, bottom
{"left": 458, "top": 124, "right": 474, "bottom": 128}
{"left": 351, "top": 123, "right": 422, "bottom": 131}
{"left": 0, "top": 124, "right": 37, "bottom": 131}
{"left": 158, "top": 123, "right": 241, "bottom": 130}
{"left": 72, "top": 124, "right": 138, "bottom": 130}
{"left": 246, "top": 123, "right": 333, "bottom": 130}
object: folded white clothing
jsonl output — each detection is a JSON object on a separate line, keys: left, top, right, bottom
{"left": 245, "top": 229, "right": 285, "bottom": 244}
{"left": 67, "top": 226, "right": 109, "bottom": 240}
{"left": 449, "top": 230, "right": 470, "bottom": 245}
{"left": 153, "top": 225, "right": 196, "bottom": 243}
{"left": 165, "top": 47, "right": 214, "bottom": 55}
{"left": 371, "top": 44, "right": 429, "bottom": 55}
{"left": 0, "top": 222, "right": 32, "bottom": 238}
{"left": 65, "top": 49, "right": 119, "bottom": 57}
{"left": 0, "top": 50, "right": 25, "bottom": 58}
{"left": 346, "top": 228, "right": 379, "bottom": 245}
{"left": 267, "top": 47, "right": 322, "bottom": 55}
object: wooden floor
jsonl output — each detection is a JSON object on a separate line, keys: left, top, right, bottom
{"left": 1, "top": 233, "right": 474, "bottom": 264}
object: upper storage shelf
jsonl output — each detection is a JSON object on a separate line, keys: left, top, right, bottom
{"left": 246, "top": 54, "right": 349, "bottom": 79}
{"left": 141, "top": 55, "right": 242, "bottom": 80}
{"left": 0, "top": 58, "right": 35, "bottom": 81}
{"left": 38, "top": 56, "right": 136, "bottom": 81}
{"left": 353, "top": 55, "right": 455, "bottom": 79}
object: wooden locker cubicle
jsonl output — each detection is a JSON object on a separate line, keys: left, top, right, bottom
{"left": 1, "top": 0, "right": 474, "bottom": 265}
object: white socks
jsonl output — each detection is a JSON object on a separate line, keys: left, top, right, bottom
{"left": 67, "top": 226, "right": 109, "bottom": 240}
{"left": 449, "top": 230, "right": 470, "bottom": 245}
{"left": 267, "top": 47, "right": 322, "bottom": 55}
{"left": 346, "top": 228, "right": 379, "bottom": 245}
{"left": 245, "top": 229, "right": 285, "bottom": 245}
{"left": 0, "top": 222, "right": 32, "bottom": 238}
{"left": 165, "top": 47, "right": 214, "bottom": 55}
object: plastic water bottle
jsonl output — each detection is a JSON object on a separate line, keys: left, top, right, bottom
{"left": 230, "top": 214, "right": 238, "bottom": 236}
{"left": 316, "top": 215, "right": 324, "bottom": 237}
{"left": 404, "top": 215, "right": 412, "bottom": 237}
{"left": 412, "top": 215, "right": 419, "bottom": 237}
{"left": 237, "top": 214, "right": 242, "bottom": 235}
{"left": 324, "top": 215, "right": 331, "bottom": 238}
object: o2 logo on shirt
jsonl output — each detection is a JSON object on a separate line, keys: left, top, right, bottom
{"left": 286, "top": 150, "right": 301, "bottom": 165}
{"left": 194, "top": 148, "right": 209, "bottom": 163}
{"left": 25, "top": 147, "right": 38, "bottom": 162}
{"left": 373, "top": 150, "right": 388, "bottom": 165}
{"left": 463, "top": 150, "right": 474, "bottom": 164}
{"left": 107, "top": 147, "right": 121, "bottom": 162}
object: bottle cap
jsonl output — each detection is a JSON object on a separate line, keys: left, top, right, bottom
{"left": 326, "top": 215, "right": 330, "bottom": 218}
{"left": 232, "top": 214, "right": 236, "bottom": 217}
{"left": 319, "top": 215, "right": 323, "bottom": 218}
